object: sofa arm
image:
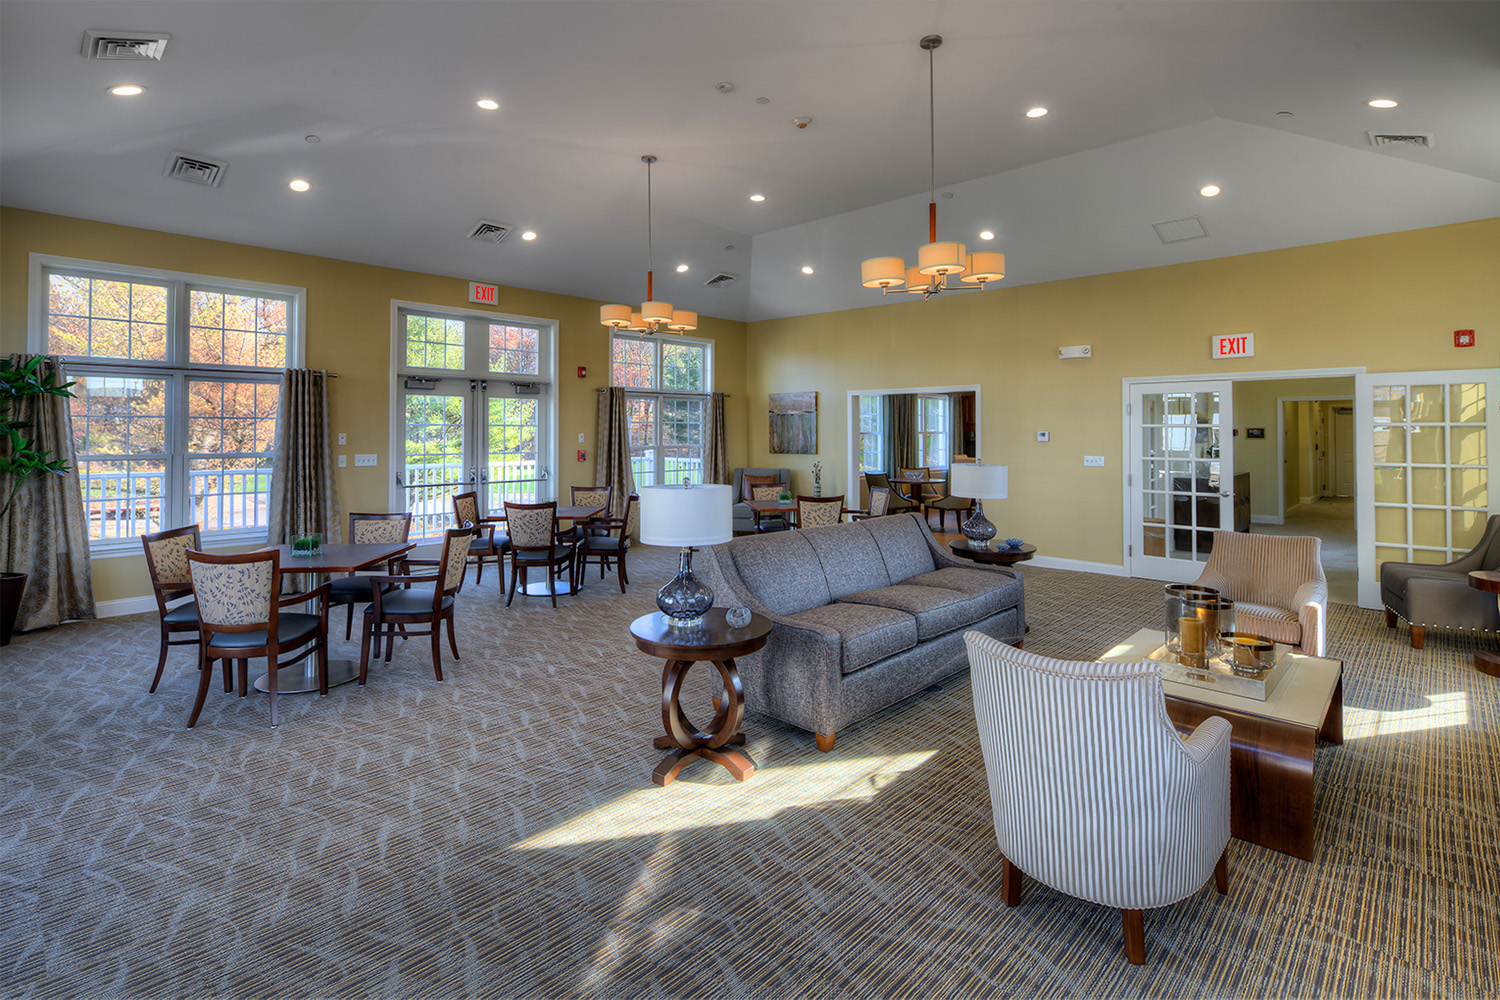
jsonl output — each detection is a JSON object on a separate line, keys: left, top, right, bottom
{"left": 1292, "top": 579, "right": 1328, "bottom": 656}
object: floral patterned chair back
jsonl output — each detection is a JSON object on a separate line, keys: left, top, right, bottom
{"left": 349, "top": 512, "right": 411, "bottom": 546}
{"left": 867, "top": 487, "right": 891, "bottom": 517}
{"left": 187, "top": 551, "right": 277, "bottom": 628}
{"left": 452, "top": 491, "right": 483, "bottom": 529}
{"left": 143, "top": 525, "right": 201, "bottom": 588}
{"left": 440, "top": 528, "right": 475, "bottom": 593}
{"left": 504, "top": 501, "right": 559, "bottom": 550}
{"left": 751, "top": 485, "right": 787, "bottom": 502}
{"left": 570, "top": 486, "right": 612, "bottom": 513}
{"left": 797, "top": 495, "right": 845, "bottom": 529}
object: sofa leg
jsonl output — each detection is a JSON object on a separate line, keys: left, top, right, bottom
{"left": 1384, "top": 607, "right": 1396, "bottom": 628}
{"left": 1410, "top": 624, "right": 1425, "bottom": 650}
{"left": 815, "top": 732, "right": 835, "bottom": 753}
{"left": 1121, "top": 909, "right": 1146, "bottom": 965}
{"left": 1002, "top": 855, "right": 1023, "bottom": 907}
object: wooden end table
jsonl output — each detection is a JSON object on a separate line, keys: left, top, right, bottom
{"left": 630, "top": 608, "right": 772, "bottom": 786}
{"left": 1467, "top": 571, "right": 1500, "bottom": 678}
{"left": 948, "top": 539, "right": 1036, "bottom": 566}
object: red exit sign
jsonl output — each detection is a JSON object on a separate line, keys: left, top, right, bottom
{"left": 1212, "top": 332, "right": 1255, "bottom": 359}
{"left": 468, "top": 281, "right": 499, "bottom": 305}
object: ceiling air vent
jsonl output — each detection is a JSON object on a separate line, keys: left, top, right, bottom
{"left": 1368, "top": 131, "right": 1436, "bottom": 150}
{"left": 164, "top": 151, "right": 227, "bottom": 188}
{"left": 467, "top": 220, "right": 513, "bottom": 244}
{"left": 81, "top": 30, "right": 171, "bottom": 61}
{"left": 1152, "top": 215, "right": 1209, "bottom": 245}
{"left": 703, "top": 272, "right": 739, "bottom": 288}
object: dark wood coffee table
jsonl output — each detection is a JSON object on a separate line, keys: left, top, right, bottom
{"left": 630, "top": 608, "right": 772, "bottom": 786}
{"left": 948, "top": 539, "right": 1036, "bottom": 565}
{"left": 1467, "top": 571, "right": 1500, "bottom": 678}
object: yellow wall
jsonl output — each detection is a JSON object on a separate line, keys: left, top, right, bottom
{"left": 0, "top": 208, "right": 749, "bottom": 604}
{"left": 745, "top": 218, "right": 1500, "bottom": 565}
{"left": 1231, "top": 377, "right": 1353, "bottom": 519}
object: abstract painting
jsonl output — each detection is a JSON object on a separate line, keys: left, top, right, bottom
{"left": 769, "top": 391, "right": 817, "bottom": 454}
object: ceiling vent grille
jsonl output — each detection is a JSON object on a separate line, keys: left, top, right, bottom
{"left": 703, "top": 272, "right": 738, "bottom": 288}
{"left": 1152, "top": 215, "right": 1209, "bottom": 245}
{"left": 467, "top": 220, "right": 513, "bottom": 243}
{"left": 164, "top": 152, "right": 227, "bottom": 188}
{"left": 1368, "top": 131, "right": 1436, "bottom": 150}
{"left": 81, "top": 30, "right": 171, "bottom": 61}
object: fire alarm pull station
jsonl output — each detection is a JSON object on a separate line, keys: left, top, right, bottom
{"left": 1455, "top": 330, "right": 1475, "bottom": 348}
{"left": 577, "top": 449, "right": 587, "bottom": 462}
{"left": 578, "top": 366, "right": 588, "bottom": 378}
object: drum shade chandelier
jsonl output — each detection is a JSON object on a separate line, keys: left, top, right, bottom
{"left": 600, "top": 155, "right": 697, "bottom": 334}
{"left": 860, "top": 36, "right": 1006, "bottom": 299}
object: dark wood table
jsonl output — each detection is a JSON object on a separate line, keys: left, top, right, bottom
{"left": 630, "top": 608, "right": 772, "bottom": 786}
{"left": 486, "top": 504, "right": 604, "bottom": 595}
{"left": 256, "top": 541, "right": 415, "bottom": 693}
{"left": 1467, "top": 571, "right": 1500, "bottom": 677}
{"left": 948, "top": 539, "right": 1036, "bottom": 565}
{"left": 743, "top": 497, "right": 797, "bottom": 530}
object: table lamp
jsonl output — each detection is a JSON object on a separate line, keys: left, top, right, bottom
{"left": 948, "top": 463, "right": 1008, "bottom": 549}
{"left": 639, "top": 483, "right": 733, "bottom": 626}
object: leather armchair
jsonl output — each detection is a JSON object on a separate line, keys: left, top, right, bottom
{"left": 1192, "top": 531, "right": 1327, "bottom": 656}
{"left": 1382, "top": 515, "right": 1500, "bottom": 648}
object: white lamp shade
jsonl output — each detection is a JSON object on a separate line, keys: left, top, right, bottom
{"left": 904, "top": 264, "right": 932, "bottom": 293}
{"left": 917, "top": 241, "right": 968, "bottom": 275}
{"left": 600, "top": 303, "right": 632, "bottom": 327}
{"left": 639, "top": 484, "right": 733, "bottom": 547}
{"left": 641, "top": 300, "right": 674, "bottom": 324}
{"left": 960, "top": 251, "right": 1006, "bottom": 284}
{"left": 626, "top": 311, "right": 648, "bottom": 332}
{"left": 861, "top": 256, "right": 907, "bottom": 288}
{"left": 949, "top": 463, "right": 1008, "bottom": 500}
{"left": 667, "top": 309, "right": 698, "bottom": 331}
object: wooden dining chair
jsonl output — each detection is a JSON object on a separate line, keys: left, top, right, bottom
{"left": 561, "top": 485, "right": 613, "bottom": 547}
{"left": 750, "top": 484, "right": 790, "bottom": 532}
{"left": 358, "top": 526, "right": 474, "bottom": 683}
{"left": 894, "top": 468, "right": 928, "bottom": 509}
{"left": 452, "top": 490, "right": 509, "bottom": 584}
{"left": 863, "top": 473, "right": 918, "bottom": 514}
{"left": 141, "top": 524, "right": 202, "bottom": 693}
{"left": 796, "top": 495, "right": 845, "bottom": 529}
{"left": 185, "top": 547, "right": 330, "bottom": 729}
{"left": 850, "top": 487, "right": 892, "bottom": 520}
{"left": 327, "top": 512, "right": 412, "bottom": 639}
{"left": 504, "top": 500, "right": 577, "bottom": 608}
{"left": 577, "top": 491, "right": 637, "bottom": 593}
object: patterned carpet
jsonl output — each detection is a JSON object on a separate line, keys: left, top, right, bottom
{"left": 1, "top": 547, "right": 1496, "bottom": 999}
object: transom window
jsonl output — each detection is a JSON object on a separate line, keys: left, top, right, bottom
{"left": 609, "top": 332, "right": 712, "bottom": 485}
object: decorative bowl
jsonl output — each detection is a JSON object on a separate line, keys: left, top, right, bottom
{"left": 1004, "top": 538, "right": 1024, "bottom": 549}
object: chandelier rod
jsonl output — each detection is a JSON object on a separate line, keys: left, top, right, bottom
{"left": 643, "top": 154, "right": 657, "bottom": 301}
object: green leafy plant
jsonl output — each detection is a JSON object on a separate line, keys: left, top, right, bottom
{"left": 0, "top": 356, "right": 76, "bottom": 522}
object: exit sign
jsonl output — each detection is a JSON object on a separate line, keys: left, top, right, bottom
{"left": 468, "top": 281, "right": 499, "bottom": 305}
{"left": 1212, "top": 332, "right": 1255, "bottom": 359}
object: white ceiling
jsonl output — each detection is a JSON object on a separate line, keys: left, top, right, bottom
{"left": 3, "top": 1, "right": 1498, "bottom": 324}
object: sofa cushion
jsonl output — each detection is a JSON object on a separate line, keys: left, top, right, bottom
{"left": 800, "top": 522, "right": 892, "bottom": 598}
{"left": 727, "top": 531, "right": 832, "bottom": 615}
{"left": 781, "top": 602, "right": 918, "bottom": 675}
{"left": 1231, "top": 601, "right": 1301, "bottom": 646}
{"left": 861, "top": 512, "right": 937, "bottom": 583}
{"left": 905, "top": 567, "right": 1017, "bottom": 618}
{"left": 837, "top": 583, "right": 980, "bottom": 641}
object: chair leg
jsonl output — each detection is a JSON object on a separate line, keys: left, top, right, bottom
{"left": 815, "top": 732, "right": 835, "bottom": 753}
{"left": 358, "top": 613, "right": 373, "bottom": 685}
{"left": 150, "top": 629, "right": 170, "bottom": 693}
{"left": 446, "top": 611, "right": 461, "bottom": 660}
{"left": 1410, "top": 624, "right": 1425, "bottom": 650}
{"left": 345, "top": 603, "right": 355, "bottom": 641}
{"left": 1121, "top": 909, "right": 1145, "bottom": 965}
{"left": 222, "top": 658, "right": 233, "bottom": 692}
{"left": 187, "top": 650, "right": 214, "bottom": 728}
{"left": 237, "top": 662, "right": 249, "bottom": 698}
{"left": 1001, "top": 855, "right": 1024, "bottom": 906}
{"left": 429, "top": 622, "right": 443, "bottom": 682}
{"left": 1214, "top": 847, "right": 1229, "bottom": 894}
{"left": 617, "top": 549, "right": 627, "bottom": 594}
{"left": 267, "top": 652, "right": 278, "bottom": 729}
{"left": 474, "top": 554, "right": 483, "bottom": 585}
{"left": 317, "top": 634, "right": 329, "bottom": 698}
{"left": 1384, "top": 607, "right": 1396, "bottom": 628}
{"left": 506, "top": 562, "right": 519, "bottom": 607}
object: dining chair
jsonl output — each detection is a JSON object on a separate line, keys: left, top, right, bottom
{"left": 141, "top": 524, "right": 202, "bottom": 693}
{"left": 451, "top": 490, "right": 509, "bottom": 584}
{"left": 924, "top": 475, "right": 975, "bottom": 533}
{"left": 796, "top": 495, "right": 845, "bottom": 529}
{"left": 358, "top": 526, "right": 474, "bottom": 683}
{"left": 577, "top": 491, "right": 637, "bottom": 593}
{"left": 504, "top": 500, "right": 577, "bottom": 608}
{"left": 850, "top": 487, "right": 892, "bottom": 520}
{"left": 185, "top": 547, "right": 330, "bottom": 728}
{"left": 750, "top": 484, "right": 790, "bottom": 533}
{"left": 863, "top": 473, "right": 918, "bottom": 514}
{"left": 894, "top": 467, "right": 928, "bottom": 509}
{"left": 561, "top": 485, "right": 613, "bottom": 546}
{"left": 327, "top": 512, "right": 412, "bottom": 639}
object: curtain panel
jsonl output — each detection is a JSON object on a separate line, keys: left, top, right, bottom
{"left": 704, "top": 391, "right": 729, "bottom": 485}
{"left": 1, "top": 354, "right": 95, "bottom": 631}
{"left": 267, "top": 369, "right": 341, "bottom": 546}
{"left": 888, "top": 393, "right": 919, "bottom": 471}
{"left": 595, "top": 388, "right": 638, "bottom": 539}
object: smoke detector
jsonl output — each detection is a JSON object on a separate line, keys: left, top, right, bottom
{"left": 164, "top": 152, "right": 227, "bottom": 187}
{"left": 81, "top": 30, "right": 171, "bottom": 61}
{"left": 467, "top": 220, "right": 513, "bottom": 243}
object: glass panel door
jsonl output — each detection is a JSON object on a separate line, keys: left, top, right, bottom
{"left": 1357, "top": 370, "right": 1497, "bottom": 608}
{"left": 1129, "top": 380, "right": 1234, "bottom": 582}
{"left": 399, "top": 380, "right": 469, "bottom": 539}
{"left": 483, "top": 386, "right": 546, "bottom": 510}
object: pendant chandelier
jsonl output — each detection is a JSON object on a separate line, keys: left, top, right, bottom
{"left": 860, "top": 36, "right": 1005, "bottom": 299}
{"left": 600, "top": 155, "right": 697, "bottom": 334}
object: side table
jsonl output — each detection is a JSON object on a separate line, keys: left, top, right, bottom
{"left": 948, "top": 539, "right": 1036, "bottom": 566}
{"left": 630, "top": 608, "right": 773, "bottom": 786}
{"left": 1467, "top": 571, "right": 1500, "bottom": 678}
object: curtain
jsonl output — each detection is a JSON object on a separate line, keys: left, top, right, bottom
{"left": 949, "top": 392, "right": 966, "bottom": 462}
{"left": 1, "top": 355, "right": 94, "bottom": 632}
{"left": 888, "top": 393, "right": 918, "bottom": 471}
{"left": 595, "top": 388, "right": 637, "bottom": 538}
{"left": 704, "top": 391, "right": 729, "bottom": 485}
{"left": 267, "top": 369, "right": 340, "bottom": 546}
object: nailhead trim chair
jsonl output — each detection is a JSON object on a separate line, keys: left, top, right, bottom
{"left": 1381, "top": 514, "right": 1500, "bottom": 649}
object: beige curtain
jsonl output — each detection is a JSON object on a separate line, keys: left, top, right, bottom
{"left": 595, "top": 388, "right": 637, "bottom": 538}
{"left": 267, "top": 369, "right": 340, "bottom": 546}
{"left": 888, "top": 394, "right": 918, "bottom": 471}
{"left": 704, "top": 391, "right": 729, "bottom": 485}
{"left": 1, "top": 355, "right": 95, "bottom": 631}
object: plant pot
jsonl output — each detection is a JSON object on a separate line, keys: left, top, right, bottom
{"left": 0, "top": 572, "right": 25, "bottom": 646}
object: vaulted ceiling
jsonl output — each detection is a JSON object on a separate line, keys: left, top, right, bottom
{"left": 4, "top": 1, "right": 1498, "bottom": 323}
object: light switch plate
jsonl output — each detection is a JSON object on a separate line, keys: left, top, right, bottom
{"left": 337, "top": 454, "right": 347, "bottom": 468}
{"left": 354, "top": 454, "right": 377, "bottom": 467}
{"left": 578, "top": 432, "right": 585, "bottom": 443}
{"left": 338, "top": 433, "right": 347, "bottom": 445}
{"left": 1084, "top": 455, "right": 1105, "bottom": 467}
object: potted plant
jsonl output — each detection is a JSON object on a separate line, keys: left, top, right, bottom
{"left": 1, "top": 356, "right": 76, "bottom": 645}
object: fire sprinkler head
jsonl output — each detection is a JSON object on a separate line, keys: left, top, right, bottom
{"left": 794, "top": 116, "right": 811, "bottom": 129}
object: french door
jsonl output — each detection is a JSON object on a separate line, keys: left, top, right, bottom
{"left": 395, "top": 377, "right": 550, "bottom": 539}
{"left": 1128, "top": 380, "right": 1235, "bottom": 581}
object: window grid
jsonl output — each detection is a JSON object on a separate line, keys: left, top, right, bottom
{"left": 405, "top": 315, "right": 466, "bottom": 370}
{"left": 489, "top": 324, "right": 540, "bottom": 376}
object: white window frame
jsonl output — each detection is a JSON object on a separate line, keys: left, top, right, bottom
{"left": 609, "top": 332, "right": 713, "bottom": 486}
{"left": 28, "top": 253, "right": 306, "bottom": 555}
{"left": 858, "top": 395, "right": 885, "bottom": 473}
{"left": 916, "top": 393, "right": 951, "bottom": 469}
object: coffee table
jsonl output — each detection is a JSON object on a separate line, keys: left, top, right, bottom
{"left": 1099, "top": 628, "right": 1343, "bottom": 861}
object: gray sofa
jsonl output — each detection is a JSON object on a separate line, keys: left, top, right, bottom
{"left": 1382, "top": 514, "right": 1500, "bottom": 648}
{"left": 731, "top": 466, "right": 791, "bottom": 534}
{"left": 697, "top": 511, "right": 1025, "bottom": 751}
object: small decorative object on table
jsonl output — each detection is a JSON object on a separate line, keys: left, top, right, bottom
{"left": 949, "top": 463, "right": 1009, "bottom": 549}
{"left": 778, "top": 489, "right": 791, "bottom": 502}
{"left": 290, "top": 532, "right": 323, "bottom": 556}
{"left": 1004, "top": 538, "right": 1024, "bottom": 549}
{"left": 811, "top": 461, "right": 823, "bottom": 497}
{"left": 1222, "top": 633, "right": 1275, "bottom": 675}
{"left": 726, "top": 606, "right": 753, "bottom": 629}
{"left": 639, "top": 483, "right": 733, "bottom": 627}
{"left": 1164, "top": 583, "right": 1219, "bottom": 656}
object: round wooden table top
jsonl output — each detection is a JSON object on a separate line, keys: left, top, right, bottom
{"left": 630, "top": 607, "right": 772, "bottom": 660}
{"left": 948, "top": 539, "right": 1037, "bottom": 565}
{"left": 1468, "top": 570, "right": 1500, "bottom": 594}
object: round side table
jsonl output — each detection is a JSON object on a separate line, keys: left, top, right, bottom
{"left": 1466, "top": 571, "right": 1500, "bottom": 678}
{"left": 948, "top": 539, "right": 1036, "bottom": 566}
{"left": 630, "top": 608, "right": 772, "bottom": 786}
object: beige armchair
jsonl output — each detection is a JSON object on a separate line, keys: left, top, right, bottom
{"left": 1192, "top": 530, "right": 1327, "bottom": 656}
{"left": 964, "top": 631, "right": 1232, "bottom": 964}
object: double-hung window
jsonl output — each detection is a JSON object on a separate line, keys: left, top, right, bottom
{"left": 609, "top": 332, "right": 712, "bottom": 486}
{"left": 916, "top": 394, "right": 951, "bottom": 469}
{"left": 32, "top": 256, "right": 303, "bottom": 552}
{"left": 859, "top": 396, "right": 885, "bottom": 472}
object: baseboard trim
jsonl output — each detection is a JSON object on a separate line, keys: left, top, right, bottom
{"left": 96, "top": 596, "right": 156, "bottom": 618}
{"left": 1251, "top": 514, "right": 1285, "bottom": 525}
{"left": 1026, "top": 555, "right": 1129, "bottom": 577}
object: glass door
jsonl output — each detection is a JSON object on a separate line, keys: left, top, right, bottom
{"left": 1129, "top": 380, "right": 1235, "bottom": 581}
{"left": 1356, "top": 369, "right": 1497, "bottom": 608}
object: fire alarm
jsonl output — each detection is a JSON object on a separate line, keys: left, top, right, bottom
{"left": 577, "top": 366, "right": 588, "bottom": 378}
{"left": 1455, "top": 329, "right": 1475, "bottom": 348}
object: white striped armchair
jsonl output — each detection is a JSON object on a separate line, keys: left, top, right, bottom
{"left": 1192, "top": 530, "right": 1327, "bottom": 656}
{"left": 964, "top": 631, "right": 1232, "bottom": 965}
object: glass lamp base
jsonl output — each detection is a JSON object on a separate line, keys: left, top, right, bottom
{"left": 657, "top": 548, "right": 714, "bottom": 626}
{"left": 961, "top": 501, "right": 997, "bottom": 549}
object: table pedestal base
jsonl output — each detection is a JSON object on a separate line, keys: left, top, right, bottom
{"left": 653, "top": 745, "right": 755, "bottom": 785}
{"left": 1476, "top": 649, "right": 1500, "bottom": 678}
{"left": 255, "top": 657, "right": 359, "bottom": 694}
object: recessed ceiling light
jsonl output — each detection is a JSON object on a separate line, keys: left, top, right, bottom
{"left": 750, "top": 193, "right": 766, "bottom": 202}
{"left": 289, "top": 179, "right": 311, "bottom": 192}
{"left": 1367, "top": 98, "right": 1398, "bottom": 109}
{"left": 1199, "top": 184, "right": 1221, "bottom": 197}
{"left": 676, "top": 263, "right": 689, "bottom": 272}
{"left": 109, "top": 84, "right": 145, "bottom": 97}
{"left": 1025, "top": 107, "right": 1048, "bottom": 119}
{"left": 979, "top": 230, "right": 995, "bottom": 241}
{"left": 521, "top": 231, "right": 537, "bottom": 241}
{"left": 476, "top": 98, "right": 500, "bottom": 111}
{"left": 801, "top": 266, "right": 814, "bottom": 275}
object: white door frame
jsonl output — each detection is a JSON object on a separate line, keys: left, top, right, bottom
{"left": 845, "top": 384, "right": 982, "bottom": 499}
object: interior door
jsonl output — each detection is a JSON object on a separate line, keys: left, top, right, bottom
{"left": 1129, "top": 380, "right": 1235, "bottom": 581}
{"left": 1333, "top": 405, "right": 1355, "bottom": 496}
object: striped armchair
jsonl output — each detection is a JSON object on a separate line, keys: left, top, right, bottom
{"left": 1192, "top": 530, "right": 1327, "bottom": 656}
{"left": 964, "top": 631, "right": 1232, "bottom": 965}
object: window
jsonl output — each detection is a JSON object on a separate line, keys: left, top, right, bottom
{"left": 917, "top": 394, "right": 951, "bottom": 468}
{"left": 34, "top": 257, "right": 303, "bottom": 550}
{"left": 609, "top": 333, "right": 712, "bottom": 486}
{"left": 859, "top": 396, "right": 885, "bottom": 472}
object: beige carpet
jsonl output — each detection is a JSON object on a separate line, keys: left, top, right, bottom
{"left": 1, "top": 548, "right": 1496, "bottom": 998}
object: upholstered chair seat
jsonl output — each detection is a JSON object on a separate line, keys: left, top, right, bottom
{"left": 202, "top": 614, "right": 321, "bottom": 649}
{"left": 360, "top": 526, "right": 474, "bottom": 682}
{"left": 141, "top": 524, "right": 204, "bottom": 694}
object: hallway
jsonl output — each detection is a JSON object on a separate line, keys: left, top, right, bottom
{"left": 1250, "top": 497, "right": 1357, "bottom": 605}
